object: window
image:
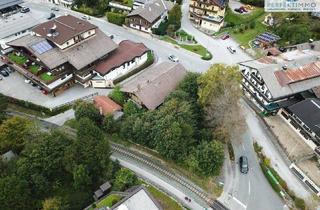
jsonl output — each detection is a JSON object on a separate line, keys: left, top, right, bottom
{"left": 88, "top": 31, "right": 91, "bottom": 35}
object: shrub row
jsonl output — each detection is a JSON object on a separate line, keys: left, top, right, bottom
{"left": 0, "top": 93, "right": 71, "bottom": 116}
{"left": 107, "top": 12, "right": 126, "bottom": 26}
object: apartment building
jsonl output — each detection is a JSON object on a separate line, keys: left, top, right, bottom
{"left": 240, "top": 41, "right": 320, "bottom": 113}
{"left": 189, "top": 0, "right": 227, "bottom": 32}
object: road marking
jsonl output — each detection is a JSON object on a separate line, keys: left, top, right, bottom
{"left": 242, "top": 144, "right": 245, "bottom": 151}
{"left": 232, "top": 196, "right": 247, "bottom": 209}
{"left": 248, "top": 180, "right": 251, "bottom": 195}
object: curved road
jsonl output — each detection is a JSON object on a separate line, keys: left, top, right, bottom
{"left": 181, "top": 0, "right": 252, "bottom": 65}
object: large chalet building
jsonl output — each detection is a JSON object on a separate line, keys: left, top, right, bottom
{"left": 5, "top": 15, "right": 150, "bottom": 95}
{"left": 240, "top": 41, "right": 320, "bottom": 113}
{"left": 189, "top": 0, "right": 227, "bottom": 32}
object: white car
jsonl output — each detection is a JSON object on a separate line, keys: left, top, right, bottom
{"left": 51, "top": 7, "right": 59, "bottom": 11}
{"left": 24, "top": 79, "right": 31, "bottom": 84}
{"left": 81, "top": 15, "right": 91, "bottom": 20}
{"left": 168, "top": 55, "right": 179, "bottom": 62}
{"left": 227, "top": 46, "right": 236, "bottom": 54}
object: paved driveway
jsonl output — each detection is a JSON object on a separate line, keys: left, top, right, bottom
{"left": 0, "top": 72, "right": 111, "bottom": 108}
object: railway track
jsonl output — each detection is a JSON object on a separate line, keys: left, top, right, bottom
{"left": 6, "top": 111, "right": 229, "bottom": 210}
{"left": 111, "top": 143, "right": 229, "bottom": 210}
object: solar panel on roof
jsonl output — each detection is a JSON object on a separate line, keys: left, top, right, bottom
{"left": 31, "top": 40, "right": 53, "bottom": 55}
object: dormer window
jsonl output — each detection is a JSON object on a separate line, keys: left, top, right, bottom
{"left": 88, "top": 31, "right": 91, "bottom": 35}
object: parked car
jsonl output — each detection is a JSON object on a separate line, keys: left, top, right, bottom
{"left": 168, "top": 55, "right": 179, "bottom": 62}
{"left": 239, "top": 156, "right": 249, "bottom": 174}
{"left": 5, "top": 67, "right": 12, "bottom": 73}
{"left": 51, "top": 7, "right": 59, "bottom": 11}
{"left": 24, "top": 79, "right": 31, "bottom": 84}
{"left": 240, "top": 6, "right": 248, "bottom": 12}
{"left": 81, "top": 15, "right": 90, "bottom": 20}
{"left": 109, "top": 34, "right": 114, "bottom": 39}
{"left": 0, "top": 70, "right": 9, "bottom": 77}
{"left": 234, "top": 8, "right": 243, "bottom": 13}
{"left": 20, "top": 7, "right": 30, "bottom": 13}
{"left": 221, "top": 34, "right": 230, "bottom": 40}
{"left": 227, "top": 46, "right": 236, "bottom": 54}
{"left": 47, "top": 13, "right": 56, "bottom": 20}
{"left": 0, "top": 75, "right": 3, "bottom": 80}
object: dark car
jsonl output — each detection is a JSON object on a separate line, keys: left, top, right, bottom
{"left": 0, "top": 70, "right": 9, "bottom": 77}
{"left": 20, "top": 7, "right": 30, "bottom": 13}
{"left": 239, "top": 156, "right": 249, "bottom": 174}
{"left": 234, "top": 8, "right": 243, "bottom": 13}
{"left": 47, "top": 13, "right": 56, "bottom": 20}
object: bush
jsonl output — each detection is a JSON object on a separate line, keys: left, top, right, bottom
{"left": 294, "top": 197, "right": 306, "bottom": 210}
{"left": 108, "top": 86, "right": 126, "bottom": 106}
{"left": 106, "top": 12, "right": 126, "bottom": 26}
{"left": 249, "top": 21, "right": 256, "bottom": 29}
{"left": 152, "top": 21, "right": 169, "bottom": 35}
{"left": 0, "top": 93, "right": 70, "bottom": 116}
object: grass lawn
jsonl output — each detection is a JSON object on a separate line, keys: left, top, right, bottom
{"left": 93, "top": 194, "right": 122, "bottom": 209}
{"left": 230, "top": 21, "right": 266, "bottom": 47}
{"left": 225, "top": 7, "right": 265, "bottom": 26}
{"left": 139, "top": 180, "right": 183, "bottom": 210}
{"left": 40, "top": 72, "right": 55, "bottom": 82}
{"left": 220, "top": 7, "right": 268, "bottom": 48}
{"left": 7, "top": 103, "right": 49, "bottom": 118}
{"left": 28, "top": 65, "right": 40, "bottom": 74}
{"left": 8, "top": 53, "right": 27, "bottom": 65}
{"left": 160, "top": 36, "right": 212, "bottom": 60}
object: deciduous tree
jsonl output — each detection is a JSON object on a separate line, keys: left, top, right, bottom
{"left": 198, "top": 64, "right": 245, "bottom": 140}
{"left": 0, "top": 116, "right": 34, "bottom": 154}
{"left": 113, "top": 168, "right": 138, "bottom": 191}
{"left": 74, "top": 101, "right": 102, "bottom": 125}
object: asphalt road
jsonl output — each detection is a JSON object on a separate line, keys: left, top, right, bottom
{"left": 20, "top": 2, "right": 303, "bottom": 210}
{"left": 23, "top": 1, "right": 211, "bottom": 72}
{"left": 219, "top": 100, "right": 288, "bottom": 210}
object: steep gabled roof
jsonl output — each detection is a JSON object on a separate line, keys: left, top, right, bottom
{"left": 95, "top": 40, "right": 149, "bottom": 75}
{"left": 128, "top": 0, "right": 174, "bottom": 23}
{"left": 32, "top": 15, "right": 97, "bottom": 45}
{"left": 121, "top": 62, "right": 187, "bottom": 110}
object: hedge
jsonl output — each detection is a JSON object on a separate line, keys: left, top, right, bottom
{"left": 0, "top": 93, "right": 71, "bottom": 116}
{"left": 106, "top": 12, "right": 126, "bottom": 26}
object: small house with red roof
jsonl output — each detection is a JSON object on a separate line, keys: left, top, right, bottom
{"left": 93, "top": 96, "right": 122, "bottom": 118}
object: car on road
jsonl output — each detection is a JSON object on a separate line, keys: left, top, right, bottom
{"left": 221, "top": 34, "right": 230, "bottom": 40}
{"left": 0, "top": 70, "right": 9, "bottom": 77}
{"left": 47, "top": 13, "right": 56, "bottom": 20}
{"left": 20, "top": 7, "right": 30, "bottom": 13}
{"left": 239, "top": 156, "right": 249, "bottom": 174}
{"left": 227, "top": 46, "right": 236, "bottom": 54}
{"left": 234, "top": 8, "right": 243, "bottom": 13}
{"left": 24, "top": 79, "right": 31, "bottom": 84}
{"left": 168, "top": 55, "right": 179, "bottom": 62}
{"left": 81, "top": 15, "right": 91, "bottom": 20}
{"left": 51, "top": 7, "right": 59, "bottom": 11}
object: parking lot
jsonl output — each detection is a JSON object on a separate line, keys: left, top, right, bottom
{"left": 0, "top": 71, "right": 111, "bottom": 108}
